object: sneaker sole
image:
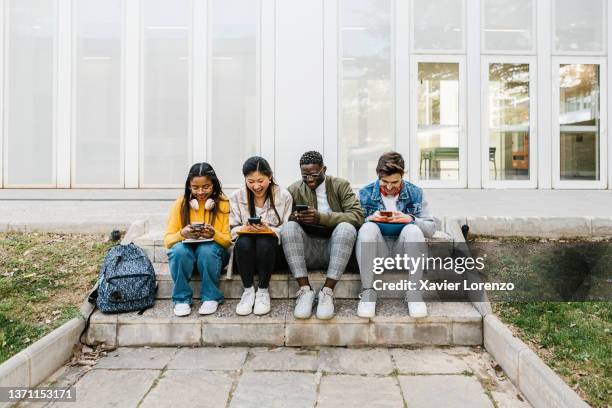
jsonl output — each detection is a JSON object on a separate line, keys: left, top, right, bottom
{"left": 253, "top": 309, "right": 271, "bottom": 316}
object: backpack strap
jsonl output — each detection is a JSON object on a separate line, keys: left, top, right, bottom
{"left": 79, "top": 287, "right": 98, "bottom": 345}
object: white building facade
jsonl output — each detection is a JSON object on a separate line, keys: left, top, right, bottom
{"left": 0, "top": 0, "right": 610, "bottom": 190}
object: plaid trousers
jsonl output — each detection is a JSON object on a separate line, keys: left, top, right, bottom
{"left": 280, "top": 221, "right": 357, "bottom": 280}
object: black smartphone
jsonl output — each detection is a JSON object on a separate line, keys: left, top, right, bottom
{"left": 248, "top": 216, "right": 262, "bottom": 225}
{"left": 295, "top": 204, "right": 309, "bottom": 212}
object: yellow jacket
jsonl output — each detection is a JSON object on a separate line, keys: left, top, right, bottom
{"left": 164, "top": 196, "right": 231, "bottom": 249}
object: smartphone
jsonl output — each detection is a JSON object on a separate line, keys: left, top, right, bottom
{"left": 295, "top": 204, "right": 309, "bottom": 212}
{"left": 191, "top": 223, "right": 205, "bottom": 231}
{"left": 379, "top": 211, "right": 393, "bottom": 217}
{"left": 248, "top": 216, "right": 262, "bottom": 225}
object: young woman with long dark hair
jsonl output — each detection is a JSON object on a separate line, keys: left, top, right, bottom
{"left": 229, "top": 156, "right": 292, "bottom": 316}
{"left": 164, "top": 163, "right": 231, "bottom": 317}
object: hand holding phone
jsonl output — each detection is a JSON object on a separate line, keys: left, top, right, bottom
{"left": 248, "top": 216, "right": 262, "bottom": 225}
{"left": 295, "top": 206, "right": 319, "bottom": 225}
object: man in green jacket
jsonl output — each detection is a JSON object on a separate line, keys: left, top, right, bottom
{"left": 280, "top": 151, "right": 364, "bottom": 320}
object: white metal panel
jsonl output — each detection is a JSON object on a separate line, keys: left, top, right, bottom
{"left": 56, "top": 0, "right": 71, "bottom": 188}
{"left": 395, "top": 0, "right": 410, "bottom": 172}
{"left": 192, "top": 0, "right": 206, "bottom": 164}
{"left": 0, "top": 0, "right": 4, "bottom": 188}
{"left": 208, "top": 0, "right": 260, "bottom": 187}
{"left": 260, "top": 0, "right": 276, "bottom": 171}
{"left": 481, "top": 0, "right": 536, "bottom": 55}
{"left": 609, "top": 0, "right": 612, "bottom": 189}
{"left": 537, "top": 0, "right": 552, "bottom": 188}
{"left": 552, "top": 0, "right": 606, "bottom": 56}
{"left": 323, "top": 0, "right": 338, "bottom": 176}
{"left": 411, "top": 0, "right": 466, "bottom": 54}
{"left": 140, "top": 0, "right": 192, "bottom": 187}
{"left": 123, "top": 0, "right": 140, "bottom": 188}
{"left": 275, "top": 0, "right": 324, "bottom": 187}
{"left": 5, "top": 0, "right": 57, "bottom": 187}
{"left": 71, "top": 0, "right": 124, "bottom": 188}
{"left": 467, "top": 0, "right": 481, "bottom": 188}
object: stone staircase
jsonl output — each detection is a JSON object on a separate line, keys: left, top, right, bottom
{"left": 84, "top": 229, "right": 484, "bottom": 348}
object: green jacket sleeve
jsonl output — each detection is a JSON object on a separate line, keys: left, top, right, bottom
{"left": 318, "top": 180, "right": 364, "bottom": 228}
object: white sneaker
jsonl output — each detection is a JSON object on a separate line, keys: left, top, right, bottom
{"left": 316, "top": 287, "right": 335, "bottom": 320}
{"left": 408, "top": 301, "right": 428, "bottom": 318}
{"left": 253, "top": 288, "right": 271, "bottom": 315}
{"left": 198, "top": 300, "right": 218, "bottom": 315}
{"left": 294, "top": 286, "right": 315, "bottom": 319}
{"left": 357, "top": 301, "right": 376, "bottom": 318}
{"left": 173, "top": 303, "right": 191, "bottom": 317}
{"left": 236, "top": 287, "right": 256, "bottom": 316}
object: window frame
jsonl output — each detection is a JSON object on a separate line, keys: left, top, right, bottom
{"left": 481, "top": 55, "right": 538, "bottom": 188}
{"left": 552, "top": 56, "right": 608, "bottom": 189}
{"left": 409, "top": 54, "right": 467, "bottom": 188}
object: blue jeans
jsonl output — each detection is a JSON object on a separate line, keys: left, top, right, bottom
{"left": 167, "top": 242, "right": 229, "bottom": 304}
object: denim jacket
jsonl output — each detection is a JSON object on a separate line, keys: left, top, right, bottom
{"left": 358, "top": 179, "right": 437, "bottom": 238}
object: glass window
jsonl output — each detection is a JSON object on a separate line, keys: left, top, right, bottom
{"left": 73, "top": 0, "right": 122, "bottom": 186}
{"left": 210, "top": 0, "right": 258, "bottom": 185}
{"left": 483, "top": 0, "right": 534, "bottom": 53}
{"left": 413, "top": 0, "right": 464, "bottom": 52}
{"left": 417, "top": 62, "right": 460, "bottom": 181}
{"left": 554, "top": 0, "right": 605, "bottom": 53}
{"left": 486, "top": 63, "right": 531, "bottom": 181}
{"left": 141, "top": 0, "right": 191, "bottom": 186}
{"left": 6, "top": 0, "right": 56, "bottom": 186}
{"left": 339, "top": 0, "right": 392, "bottom": 185}
{"left": 559, "top": 64, "right": 601, "bottom": 180}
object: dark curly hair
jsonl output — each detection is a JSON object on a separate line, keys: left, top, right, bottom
{"left": 299, "top": 151, "right": 324, "bottom": 166}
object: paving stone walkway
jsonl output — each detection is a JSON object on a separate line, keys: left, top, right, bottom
{"left": 17, "top": 346, "right": 530, "bottom": 408}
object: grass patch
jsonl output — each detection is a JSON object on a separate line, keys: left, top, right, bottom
{"left": 470, "top": 237, "right": 611, "bottom": 406}
{"left": 495, "top": 302, "right": 611, "bottom": 407}
{"left": 0, "top": 232, "right": 114, "bottom": 364}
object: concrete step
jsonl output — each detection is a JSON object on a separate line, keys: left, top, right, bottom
{"left": 135, "top": 230, "right": 455, "bottom": 264}
{"left": 85, "top": 299, "right": 482, "bottom": 348}
{"left": 154, "top": 262, "right": 362, "bottom": 300}
{"left": 153, "top": 263, "right": 467, "bottom": 301}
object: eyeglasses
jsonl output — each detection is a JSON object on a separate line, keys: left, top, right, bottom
{"left": 301, "top": 172, "right": 322, "bottom": 181}
{"left": 190, "top": 185, "right": 212, "bottom": 192}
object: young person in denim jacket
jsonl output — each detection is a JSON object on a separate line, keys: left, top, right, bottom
{"left": 356, "top": 152, "right": 436, "bottom": 318}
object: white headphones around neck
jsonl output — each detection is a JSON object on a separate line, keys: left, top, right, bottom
{"left": 190, "top": 197, "right": 215, "bottom": 211}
